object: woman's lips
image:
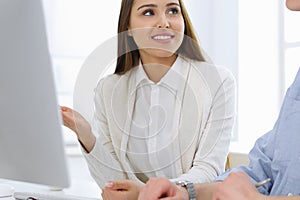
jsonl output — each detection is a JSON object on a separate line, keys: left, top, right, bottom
{"left": 151, "top": 34, "right": 175, "bottom": 43}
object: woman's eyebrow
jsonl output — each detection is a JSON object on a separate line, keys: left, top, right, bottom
{"left": 137, "top": 4, "right": 157, "bottom": 10}
{"left": 137, "top": 2, "right": 180, "bottom": 11}
{"left": 166, "top": 2, "right": 180, "bottom": 7}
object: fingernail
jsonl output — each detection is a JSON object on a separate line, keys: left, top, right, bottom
{"left": 105, "top": 182, "right": 113, "bottom": 188}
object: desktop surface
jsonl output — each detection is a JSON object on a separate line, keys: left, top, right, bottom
{"left": 1, "top": 179, "right": 102, "bottom": 200}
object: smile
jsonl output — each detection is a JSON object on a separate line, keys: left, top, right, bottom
{"left": 152, "top": 35, "right": 174, "bottom": 40}
{"left": 151, "top": 34, "right": 175, "bottom": 44}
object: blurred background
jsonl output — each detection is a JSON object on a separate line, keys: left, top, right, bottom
{"left": 41, "top": 0, "right": 300, "bottom": 182}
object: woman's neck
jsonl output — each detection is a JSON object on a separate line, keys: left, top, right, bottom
{"left": 140, "top": 54, "right": 178, "bottom": 83}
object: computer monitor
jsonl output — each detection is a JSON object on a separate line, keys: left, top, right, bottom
{"left": 0, "top": 0, "right": 70, "bottom": 188}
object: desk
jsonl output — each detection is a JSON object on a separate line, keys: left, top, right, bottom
{"left": 0, "top": 178, "right": 102, "bottom": 200}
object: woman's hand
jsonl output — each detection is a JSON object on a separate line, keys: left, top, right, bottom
{"left": 61, "top": 106, "right": 96, "bottom": 152}
{"left": 101, "top": 180, "right": 143, "bottom": 200}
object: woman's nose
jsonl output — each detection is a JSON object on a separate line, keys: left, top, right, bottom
{"left": 156, "top": 15, "right": 170, "bottom": 28}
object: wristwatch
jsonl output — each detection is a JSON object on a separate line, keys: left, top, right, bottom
{"left": 175, "top": 180, "right": 196, "bottom": 200}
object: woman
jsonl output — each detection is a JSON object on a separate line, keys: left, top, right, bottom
{"left": 62, "top": 0, "right": 236, "bottom": 188}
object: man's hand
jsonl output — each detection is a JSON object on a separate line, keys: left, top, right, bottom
{"left": 212, "top": 171, "right": 265, "bottom": 200}
{"left": 138, "top": 177, "right": 189, "bottom": 200}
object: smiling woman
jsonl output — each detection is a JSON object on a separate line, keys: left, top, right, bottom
{"left": 115, "top": 0, "right": 206, "bottom": 74}
{"left": 127, "top": 0, "right": 185, "bottom": 65}
{"left": 61, "top": 0, "right": 236, "bottom": 189}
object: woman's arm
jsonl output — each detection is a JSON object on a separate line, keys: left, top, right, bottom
{"left": 81, "top": 79, "right": 128, "bottom": 187}
{"left": 61, "top": 103, "right": 127, "bottom": 187}
{"left": 61, "top": 106, "right": 96, "bottom": 152}
{"left": 173, "top": 67, "right": 236, "bottom": 183}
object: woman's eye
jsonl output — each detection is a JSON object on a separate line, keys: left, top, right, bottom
{"left": 168, "top": 8, "right": 179, "bottom": 15}
{"left": 143, "top": 10, "right": 154, "bottom": 16}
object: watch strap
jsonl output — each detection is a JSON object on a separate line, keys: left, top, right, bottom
{"left": 176, "top": 180, "right": 196, "bottom": 200}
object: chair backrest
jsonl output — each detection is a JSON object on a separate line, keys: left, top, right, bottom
{"left": 225, "top": 152, "right": 250, "bottom": 170}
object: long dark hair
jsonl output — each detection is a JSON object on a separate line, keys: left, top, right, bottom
{"left": 115, "top": 0, "right": 206, "bottom": 74}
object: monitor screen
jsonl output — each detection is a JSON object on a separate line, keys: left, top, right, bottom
{"left": 0, "top": 0, "right": 70, "bottom": 188}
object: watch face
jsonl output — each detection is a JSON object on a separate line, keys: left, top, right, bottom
{"left": 176, "top": 180, "right": 187, "bottom": 186}
{"left": 176, "top": 180, "right": 189, "bottom": 186}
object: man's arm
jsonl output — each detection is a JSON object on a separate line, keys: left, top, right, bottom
{"left": 194, "top": 181, "right": 220, "bottom": 200}
{"left": 266, "top": 197, "right": 300, "bottom": 200}
{"left": 212, "top": 171, "right": 300, "bottom": 200}
{"left": 137, "top": 177, "right": 220, "bottom": 200}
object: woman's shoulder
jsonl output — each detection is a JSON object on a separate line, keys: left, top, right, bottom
{"left": 187, "top": 58, "right": 235, "bottom": 83}
{"left": 94, "top": 68, "right": 137, "bottom": 93}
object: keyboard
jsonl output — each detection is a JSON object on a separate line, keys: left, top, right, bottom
{"left": 14, "top": 192, "right": 102, "bottom": 200}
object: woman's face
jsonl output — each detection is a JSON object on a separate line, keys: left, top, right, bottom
{"left": 128, "top": 0, "right": 185, "bottom": 63}
{"left": 286, "top": 0, "right": 300, "bottom": 11}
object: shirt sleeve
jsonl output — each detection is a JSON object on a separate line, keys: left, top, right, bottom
{"left": 214, "top": 129, "right": 276, "bottom": 195}
{"left": 171, "top": 67, "right": 236, "bottom": 183}
{"left": 81, "top": 79, "right": 127, "bottom": 188}
{"left": 214, "top": 69, "right": 300, "bottom": 194}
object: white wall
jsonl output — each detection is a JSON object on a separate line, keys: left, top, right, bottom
{"left": 185, "top": 0, "right": 238, "bottom": 79}
{"left": 185, "top": 0, "right": 281, "bottom": 153}
{"left": 234, "top": 0, "right": 280, "bottom": 152}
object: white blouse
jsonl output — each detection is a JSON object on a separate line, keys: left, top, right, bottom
{"left": 84, "top": 55, "right": 236, "bottom": 187}
{"left": 127, "top": 57, "right": 189, "bottom": 182}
